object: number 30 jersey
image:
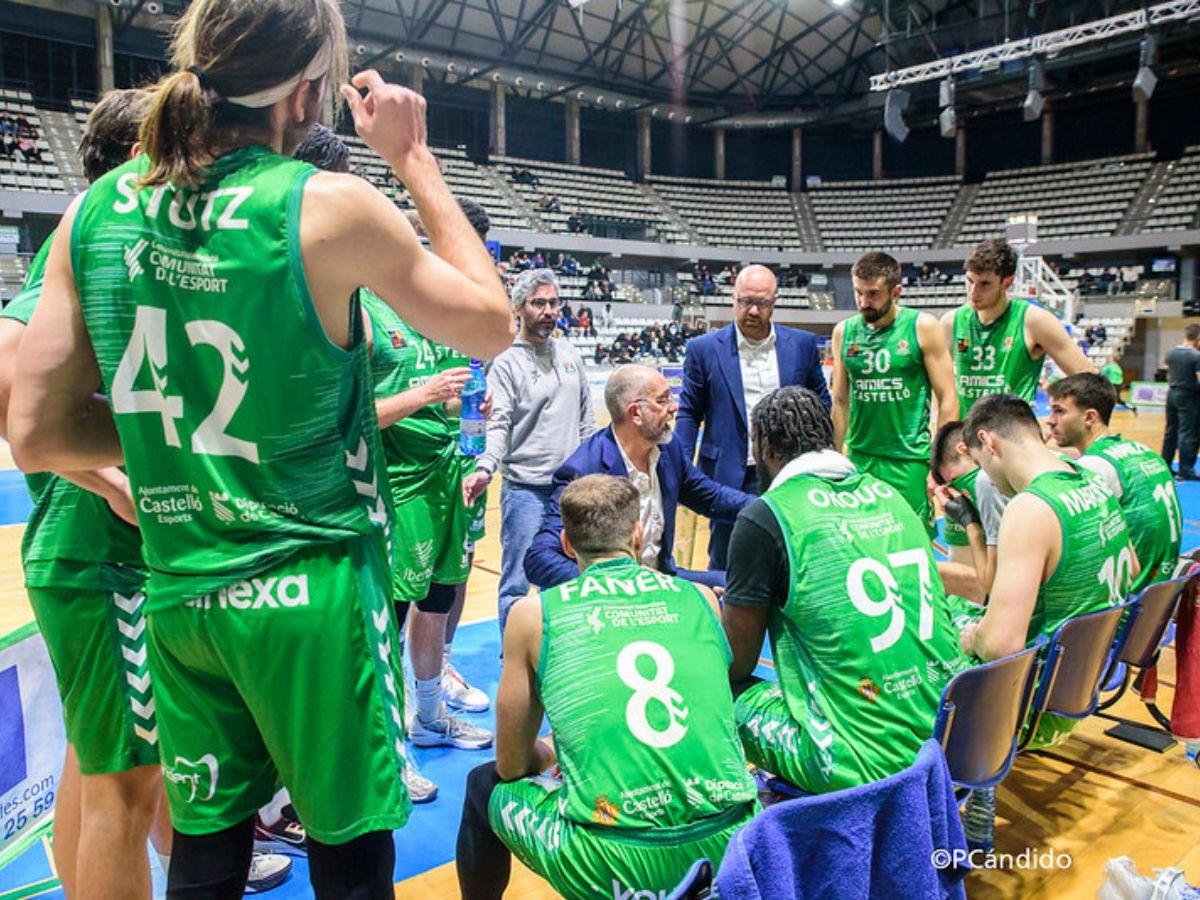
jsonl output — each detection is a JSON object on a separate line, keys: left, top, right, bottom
{"left": 841, "top": 306, "right": 932, "bottom": 461}
{"left": 762, "top": 470, "right": 969, "bottom": 790}
{"left": 73, "top": 149, "right": 389, "bottom": 611}
{"left": 537, "top": 558, "right": 756, "bottom": 831}
{"left": 952, "top": 297, "right": 1043, "bottom": 416}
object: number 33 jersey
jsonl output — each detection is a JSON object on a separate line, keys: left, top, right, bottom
{"left": 761, "top": 470, "right": 970, "bottom": 790}
{"left": 537, "top": 558, "right": 756, "bottom": 831}
{"left": 952, "top": 297, "right": 1043, "bottom": 416}
{"left": 74, "top": 149, "right": 390, "bottom": 611}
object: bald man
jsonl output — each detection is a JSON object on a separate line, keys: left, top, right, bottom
{"left": 525, "top": 365, "right": 753, "bottom": 590}
{"left": 676, "top": 264, "right": 831, "bottom": 568}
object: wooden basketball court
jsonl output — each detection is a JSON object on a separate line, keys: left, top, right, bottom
{"left": 2, "top": 407, "right": 1197, "bottom": 898}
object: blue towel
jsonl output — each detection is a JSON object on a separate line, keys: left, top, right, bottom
{"left": 715, "top": 740, "right": 969, "bottom": 899}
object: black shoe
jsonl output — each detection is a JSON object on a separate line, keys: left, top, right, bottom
{"left": 1175, "top": 470, "right": 1199, "bottom": 481}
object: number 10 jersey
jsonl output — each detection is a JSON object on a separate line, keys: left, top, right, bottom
{"left": 74, "top": 148, "right": 390, "bottom": 611}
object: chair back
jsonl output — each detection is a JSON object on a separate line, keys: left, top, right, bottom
{"left": 1117, "top": 575, "right": 1191, "bottom": 669}
{"left": 665, "top": 858, "right": 713, "bottom": 900}
{"left": 1035, "top": 600, "right": 1134, "bottom": 720}
{"left": 933, "top": 647, "right": 1040, "bottom": 789}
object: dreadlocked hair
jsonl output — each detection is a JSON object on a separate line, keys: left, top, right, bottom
{"left": 750, "top": 386, "right": 835, "bottom": 464}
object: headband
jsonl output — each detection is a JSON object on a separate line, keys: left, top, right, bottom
{"left": 187, "top": 40, "right": 332, "bottom": 109}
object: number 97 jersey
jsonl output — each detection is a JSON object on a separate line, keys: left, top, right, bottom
{"left": 73, "top": 149, "right": 390, "bottom": 612}
{"left": 760, "top": 471, "right": 970, "bottom": 791}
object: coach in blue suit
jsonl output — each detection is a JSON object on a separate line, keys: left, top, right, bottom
{"left": 525, "top": 365, "right": 753, "bottom": 589}
{"left": 676, "top": 264, "right": 831, "bottom": 568}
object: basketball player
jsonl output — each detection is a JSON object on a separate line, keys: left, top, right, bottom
{"left": 832, "top": 251, "right": 958, "bottom": 531}
{"left": 958, "top": 394, "right": 1136, "bottom": 746}
{"left": 942, "top": 239, "right": 1093, "bottom": 415}
{"left": 1047, "top": 374, "right": 1182, "bottom": 591}
{"left": 722, "top": 387, "right": 968, "bottom": 793}
{"left": 7, "top": 0, "right": 513, "bottom": 892}
{"left": 456, "top": 475, "right": 756, "bottom": 899}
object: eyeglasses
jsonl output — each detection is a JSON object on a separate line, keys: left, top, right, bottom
{"left": 734, "top": 295, "right": 776, "bottom": 311}
{"left": 526, "top": 297, "right": 564, "bottom": 312}
{"left": 634, "top": 393, "right": 676, "bottom": 408}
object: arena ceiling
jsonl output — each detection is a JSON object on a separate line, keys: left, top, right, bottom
{"left": 331, "top": 0, "right": 1200, "bottom": 114}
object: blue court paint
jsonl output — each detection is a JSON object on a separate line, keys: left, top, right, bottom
{"left": 3, "top": 470, "right": 1200, "bottom": 898}
{"left": 0, "top": 470, "right": 32, "bottom": 527}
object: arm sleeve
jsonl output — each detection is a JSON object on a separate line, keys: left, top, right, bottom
{"left": 674, "top": 344, "right": 705, "bottom": 462}
{"left": 523, "top": 462, "right": 582, "bottom": 589}
{"left": 477, "top": 358, "right": 514, "bottom": 476}
{"left": 723, "top": 500, "right": 789, "bottom": 609}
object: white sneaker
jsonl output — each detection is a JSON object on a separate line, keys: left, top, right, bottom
{"left": 443, "top": 661, "right": 490, "bottom": 713}
{"left": 245, "top": 851, "right": 292, "bottom": 893}
{"left": 402, "top": 758, "right": 439, "bottom": 804}
{"left": 410, "top": 706, "right": 494, "bottom": 749}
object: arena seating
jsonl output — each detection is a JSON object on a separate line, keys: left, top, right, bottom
{"left": 954, "top": 153, "right": 1154, "bottom": 245}
{"left": 901, "top": 275, "right": 965, "bottom": 309}
{"left": 0, "top": 90, "right": 64, "bottom": 194}
{"left": 808, "top": 175, "right": 961, "bottom": 251}
{"left": 495, "top": 155, "right": 687, "bottom": 243}
{"left": 0, "top": 252, "right": 29, "bottom": 302}
{"left": 1143, "top": 144, "right": 1200, "bottom": 233}
{"left": 647, "top": 174, "right": 805, "bottom": 250}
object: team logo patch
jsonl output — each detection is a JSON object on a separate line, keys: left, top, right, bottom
{"left": 858, "top": 678, "right": 881, "bottom": 703}
{"left": 846, "top": 343, "right": 859, "bottom": 357}
{"left": 592, "top": 796, "right": 619, "bottom": 825}
{"left": 897, "top": 339, "right": 910, "bottom": 354}
{"left": 564, "top": 360, "right": 577, "bottom": 374}
{"left": 389, "top": 331, "right": 406, "bottom": 350}
{"left": 956, "top": 338, "right": 970, "bottom": 353}
{"left": 1004, "top": 337, "right": 1014, "bottom": 350}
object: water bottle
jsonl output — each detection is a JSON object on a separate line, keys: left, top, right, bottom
{"left": 459, "top": 359, "right": 487, "bottom": 457}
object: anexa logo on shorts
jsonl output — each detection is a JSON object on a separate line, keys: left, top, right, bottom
{"left": 187, "top": 575, "right": 310, "bottom": 610}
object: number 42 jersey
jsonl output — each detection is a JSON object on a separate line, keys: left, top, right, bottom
{"left": 73, "top": 149, "right": 390, "bottom": 611}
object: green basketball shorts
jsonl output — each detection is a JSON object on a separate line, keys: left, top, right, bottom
{"left": 27, "top": 565, "right": 159, "bottom": 775}
{"left": 388, "top": 463, "right": 474, "bottom": 603}
{"left": 147, "top": 535, "right": 411, "bottom": 841}
{"left": 848, "top": 451, "right": 935, "bottom": 537}
{"left": 489, "top": 775, "right": 754, "bottom": 899}
{"left": 734, "top": 681, "right": 839, "bottom": 794}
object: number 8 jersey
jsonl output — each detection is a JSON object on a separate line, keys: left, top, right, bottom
{"left": 537, "top": 558, "right": 756, "bottom": 830}
{"left": 73, "top": 149, "right": 390, "bottom": 612}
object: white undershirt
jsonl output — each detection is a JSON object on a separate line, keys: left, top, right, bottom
{"left": 736, "top": 322, "right": 780, "bottom": 464}
{"left": 617, "top": 438, "right": 665, "bottom": 569}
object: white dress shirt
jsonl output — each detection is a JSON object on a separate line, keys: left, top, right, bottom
{"left": 616, "top": 438, "right": 665, "bottom": 569}
{"left": 736, "top": 322, "right": 780, "bottom": 463}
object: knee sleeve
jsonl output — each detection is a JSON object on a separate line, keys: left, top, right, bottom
{"left": 416, "top": 582, "right": 456, "bottom": 615}
{"left": 166, "top": 818, "right": 255, "bottom": 900}
{"left": 307, "top": 830, "right": 395, "bottom": 900}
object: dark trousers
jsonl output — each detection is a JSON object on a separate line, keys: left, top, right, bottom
{"left": 456, "top": 763, "right": 511, "bottom": 900}
{"left": 1162, "top": 388, "right": 1200, "bottom": 475}
{"left": 707, "top": 465, "right": 758, "bottom": 570}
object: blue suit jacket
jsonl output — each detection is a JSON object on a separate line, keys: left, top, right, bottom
{"left": 675, "top": 324, "right": 831, "bottom": 495}
{"left": 524, "top": 426, "right": 753, "bottom": 589}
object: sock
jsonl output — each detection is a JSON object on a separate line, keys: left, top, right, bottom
{"left": 416, "top": 676, "right": 444, "bottom": 725}
{"left": 258, "top": 788, "right": 290, "bottom": 827}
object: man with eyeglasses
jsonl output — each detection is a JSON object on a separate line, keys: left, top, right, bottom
{"left": 676, "top": 264, "right": 831, "bottom": 569}
{"left": 463, "top": 268, "right": 596, "bottom": 636}
{"left": 526, "top": 365, "right": 753, "bottom": 590}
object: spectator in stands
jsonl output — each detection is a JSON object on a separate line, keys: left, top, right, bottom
{"left": 15, "top": 136, "right": 41, "bottom": 164}
{"left": 600, "top": 280, "right": 614, "bottom": 301}
{"left": 919, "top": 264, "right": 933, "bottom": 286}
{"left": 1079, "top": 270, "right": 1096, "bottom": 294}
{"left": 717, "top": 265, "right": 734, "bottom": 285}
{"left": 461, "top": 269, "right": 595, "bottom": 636}
{"left": 577, "top": 306, "right": 594, "bottom": 338}
{"left": 1121, "top": 267, "right": 1138, "bottom": 293}
{"left": 1092, "top": 323, "right": 1107, "bottom": 345}
{"left": 1101, "top": 268, "right": 1118, "bottom": 295}
{"left": 512, "top": 166, "right": 539, "bottom": 186}
{"left": 548, "top": 194, "right": 561, "bottom": 213}
{"left": 583, "top": 280, "right": 603, "bottom": 303}
{"left": 1162, "top": 323, "right": 1200, "bottom": 481}
{"left": 599, "top": 302, "right": 614, "bottom": 329}
{"left": 532, "top": 251, "right": 545, "bottom": 269}
{"left": 15, "top": 114, "right": 34, "bottom": 138}
{"left": 567, "top": 210, "right": 584, "bottom": 233}
{"left": 676, "top": 264, "right": 832, "bottom": 569}
{"left": 524, "top": 365, "right": 754, "bottom": 591}
{"left": 593, "top": 344, "right": 608, "bottom": 364}
{"left": 0, "top": 113, "right": 14, "bottom": 136}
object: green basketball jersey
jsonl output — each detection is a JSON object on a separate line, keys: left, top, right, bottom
{"left": 72, "top": 148, "right": 391, "bottom": 611}
{"left": 362, "top": 289, "right": 457, "bottom": 481}
{"left": 952, "top": 298, "right": 1044, "bottom": 415}
{"left": 0, "top": 235, "right": 145, "bottom": 588}
{"left": 842, "top": 307, "right": 932, "bottom": 461}
{"left": 942, "top": 467, "right": 981, "bottom": 548}
{"left": 537, "top": 558, "right": 755, "bottom": 831}
{"left": 1023, "top": 467, "right": 1133, "bottom": 643}
{"left": 1084, "top": 435, "right": 1181, "bottom": 592}
{"left": 761, "top": 470, "right": 969, "bottom": 791}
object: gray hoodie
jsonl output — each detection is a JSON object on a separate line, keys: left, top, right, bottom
{"left": 477, "top": 336, "right": 596, "bottom": 485}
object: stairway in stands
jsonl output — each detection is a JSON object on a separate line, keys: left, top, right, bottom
{"left": 791, "top": 193, "right": 823, "bottom": 251}
{"left": 1117, "top": 161, "right": 1170, "bottom": 236}
{"left": 934, "top": 183, "right": 978, "bottom": 248}
{"left": 38, "top": 109, "right": 87, "bottom": 194}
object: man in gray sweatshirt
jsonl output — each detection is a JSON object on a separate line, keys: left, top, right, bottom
{"left": 463, "top": 268, "right": 596, "bottom": 633}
